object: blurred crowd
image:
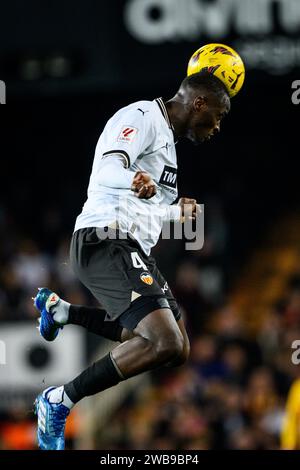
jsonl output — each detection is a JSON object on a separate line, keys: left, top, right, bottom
{"left": 0, "top": 206, "right": 95, "bottom": 324}
{"left": 1, "top": 201, "right": 300, "bottom": 450}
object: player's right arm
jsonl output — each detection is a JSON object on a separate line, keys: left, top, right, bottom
{"left": 130, "top": 171, "right": 156, "bottom": 199}
{"left": 97, "top": 157, "right": 157, "bottom": 199}
{"left": 95, "top": 104, "right": 156, "bottom": 199}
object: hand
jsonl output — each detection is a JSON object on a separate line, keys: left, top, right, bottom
{"left": 131, "top": 171, "right": 157, "bottom": 199}
{"left": 177, "top": 197, "right": 201, "bottom": 222}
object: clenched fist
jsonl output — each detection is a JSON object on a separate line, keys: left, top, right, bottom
{"left": 131, "top": 171, "right": 157, "bottom": 199}
{"left": 177, "top": 197, "right": 201, "bottom": 222}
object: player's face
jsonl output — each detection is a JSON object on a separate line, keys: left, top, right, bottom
{"left": 186, "top": 94, "right": 230, "bottom": 145}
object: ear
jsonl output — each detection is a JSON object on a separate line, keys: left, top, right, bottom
{"left": 193, "top": 95, "right": 207, "bottom": 112}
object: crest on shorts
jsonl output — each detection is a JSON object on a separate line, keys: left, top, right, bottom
{"left": 140, "top": 272, "right": 153, "bottom": 285}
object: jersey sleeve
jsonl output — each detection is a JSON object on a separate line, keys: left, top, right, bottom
{"left": 96, "top": 154, "right": 136, "bottom": 189}
{"left": 99, "top": 105, "right": 155, "bottom": 168}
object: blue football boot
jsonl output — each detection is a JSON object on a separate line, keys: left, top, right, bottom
{"left": 33, "top": 288, "right": 63, "bottom": 341}
{"left": 34, "top": 387, "right": 70, "bottom": 450}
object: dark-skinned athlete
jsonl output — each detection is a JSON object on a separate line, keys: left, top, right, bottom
{"left": 33, "top": 71, "right": 230, "bottom": 450}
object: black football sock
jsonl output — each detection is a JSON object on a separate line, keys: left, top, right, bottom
{"left": 64, "top": 352, "right": 124, "bottom": 404}
{"left": 67, "top": 305, "right": 123, "bottom": 342}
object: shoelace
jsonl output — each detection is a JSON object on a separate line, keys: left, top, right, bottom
{"left": 48, "top": 404, "right": 69, "bottom": 437}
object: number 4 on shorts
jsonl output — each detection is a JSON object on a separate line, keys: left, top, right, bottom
{"left": 131, "top": 252, "right": 147, "bottom": 270}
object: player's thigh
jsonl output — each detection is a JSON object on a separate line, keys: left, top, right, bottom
{"left": 145, "top": 258, "right": 189, "bottom": 359}
{"left": 147, "top": 256, "right": 181, "bottom": 321}
{"left": 122, "top": 313, "right": 190, "bottom": 355}
{"left": 133, "top": 306, "right": 184, "bottom": 349}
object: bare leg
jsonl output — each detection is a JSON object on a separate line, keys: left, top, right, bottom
{"left": 112, "top": 308, "right": 185, "bottom": 377}
{"left": 120, "top": 316, "right": 190, "bottom": 366}
{"left": 63, "top": 308, "right": 189, "bottom": 404}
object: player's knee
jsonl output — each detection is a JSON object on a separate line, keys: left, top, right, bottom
{"left": 167, "top": 337, "right": 190, "bottom": 367}
{"left": 181, "top": 335, "right": 191, "bottom": 363}
{"left": 154, "top": 331, "right": 185, "bottom": 364}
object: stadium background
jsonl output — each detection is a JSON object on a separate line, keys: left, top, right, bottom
{"left": 1, "top": 0, "right": 300, "bottom": 450}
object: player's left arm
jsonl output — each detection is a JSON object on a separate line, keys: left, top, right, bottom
{"left": 177, "top": 197, "right": 201, "bottom": 221}
{"left": 162, "top": 197, "right": 201, "bottom": 223}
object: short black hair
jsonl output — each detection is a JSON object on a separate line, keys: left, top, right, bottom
{"left": 181, "top": 71, "right": 229, "bottom": 100}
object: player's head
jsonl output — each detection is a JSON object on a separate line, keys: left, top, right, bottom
{"left": 173, "top": 71, "right": 231, "bottom": 145}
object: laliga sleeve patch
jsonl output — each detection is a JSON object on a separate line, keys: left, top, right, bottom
{"left": 117, "top": 126, "right": 138, "bottom": 144}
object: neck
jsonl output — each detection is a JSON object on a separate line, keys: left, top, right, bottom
{"left": 165, "top": 98, "right": 188, "bottom": 139}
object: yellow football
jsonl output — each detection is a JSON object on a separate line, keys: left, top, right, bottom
{"left": 187, "top": 43, "right": 245, "bottom": 98}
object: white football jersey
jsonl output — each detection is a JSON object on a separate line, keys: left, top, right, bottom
{"left": 74, "top": 98, "right": 179, "bottom": 254}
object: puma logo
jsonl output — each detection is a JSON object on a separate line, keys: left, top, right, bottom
{"left": 137, "top": 108, "right": 149, "bottom": 116}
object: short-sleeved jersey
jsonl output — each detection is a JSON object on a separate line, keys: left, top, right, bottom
{"left": 74, "top": 98, "right": 178, "bottom": 255}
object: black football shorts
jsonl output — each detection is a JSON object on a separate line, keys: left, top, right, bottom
{"left": 70, "top": 227, "right": 181, "bottom": 330}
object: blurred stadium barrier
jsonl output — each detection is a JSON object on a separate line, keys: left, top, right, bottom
{"left": 0, "top": 323, "right": 84, "bottom": 410}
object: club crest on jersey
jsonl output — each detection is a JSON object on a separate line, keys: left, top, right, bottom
{"left": 117, "top": 126, "right": 138, "bottom": 144}
{"left": 159, "top": 165, "right": 177, "bottom": 188}
{"left": 140, "top": 272, "right": 153, "bottom": 285}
